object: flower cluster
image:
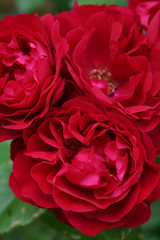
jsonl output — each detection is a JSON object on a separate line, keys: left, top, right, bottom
{"left": 1, "top": 0, "right": 160, "bottom": 236}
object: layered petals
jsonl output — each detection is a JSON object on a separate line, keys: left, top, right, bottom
{"left": 0, "top": 14, "right": 68, "bottom": 141}
{"left": 9, "top": 97, "right": 160, "bottom": 236}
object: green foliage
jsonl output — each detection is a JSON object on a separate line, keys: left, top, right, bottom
{"left": 78, "top": 0, "right": 127, "bottom": 6}
{"left": 156, "top": 157, "right": 160, "bottom": 165}
{"left": 0, "top": 161, "right": 15, "bottom": 215}
{"left": 41, "top": 210, "right": 142, "bottom": 240}
{"left": 0, "top": 197, "right": 45, "bottom": 234}
{"left": 14, "top": 0, "right": 46, "bottom": 13}
{"left": 1, "top": 219, "right": 61, "bottom": 240}
{"left": 0, "top": 141, "right": 45, "bottom": 234}
{"left": 141, "top": 200, "right": 160, "bottom": 240}
{"left": 0, "top": 141, "right": 11, "bottom": 163}
{"left": 55, "top": 0, "right": 73, "bottom": 12}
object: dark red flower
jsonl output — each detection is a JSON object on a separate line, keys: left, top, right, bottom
{"left": 0, "top": 14, "right": 68, "bottom": 141}
{"left": 9, "top": 97, "right": 160, "bottom": 236}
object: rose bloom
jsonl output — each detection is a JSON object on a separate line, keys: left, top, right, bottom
{"left": 53, "top": 4, "right": 160, "bottom": 129}
{"left": 128, "top": 0, "right": 160, "bottom": 29}
{"left": 52, "top": 3, "right": 160, "bottom": 151}
{"left": 0, "top": 14, "right": 68, "bottom": 141}
{"left": 9, "top": 97, "right": 160, "bottom": 236}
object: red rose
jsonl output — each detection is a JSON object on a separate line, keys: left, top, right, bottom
{"left": 9, "top": 97, "right": 160, "bottom": 236}
{"left": 128, "top": 0, "right": 160, "bottom": 29}
{"left": 52, "top": 4, "right": 160, "bottom": 135}
{"left": 0, "top": 14, "right": 68, "bottom": 141}
{"left": 51, "top": 3, "right": 160, "bottom": 154}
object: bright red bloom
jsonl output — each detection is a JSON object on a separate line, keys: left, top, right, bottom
{"left": 9, "top": 97, "right": 160, "bottom": 236}
{"left": 0, "top": 14, "right": 68, "bottom": 141}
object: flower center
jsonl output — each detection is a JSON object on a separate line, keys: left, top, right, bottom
{"left": 88, "top": 67, "right": 117, "bottom": 96}
{"left": 64, "top": 138, "right": 81, "bottom": 151}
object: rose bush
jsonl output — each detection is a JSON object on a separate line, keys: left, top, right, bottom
{"left": 51, "top": 3, "right": 160, "bottom": 151}
{"left": 0, "top": 13, "right": 68, "bottom": 141}
{"left": 128, "top": 0, "right": 160, "bottom": 29}
{"left": 9, "top": 97, "right": 160, "bottom": 236}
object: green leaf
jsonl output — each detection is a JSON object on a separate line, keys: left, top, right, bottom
{"left": 41, "top": 210, "right": 143, "bottom": 240}
{"left": 0, "top": 141, "right": 13, "bottom": 214}
{"left": 1, "top": 218, "right": 62, "bottom": 240}
{"left": 56, "top": 0, "right": 73, "bottom": 12}
{"left": 140, "top": 200, "right": 160, "bottom": 240}
{"left": 77, "top": 0, "right": 127, "bottom": 6}
{"left": 0, "top": 141, "right": 45, "bottom": 233}
{"left": 0, "top": 161, "right": 15, "bottom": 215}
{"left": 0, "top": 198, "right": 45, "bottom": 234}
{"left": 0, "top": 141, "right": 11, "bottom": 163}
{"left": 14, "top": 0, "right": 46, "bottom": 13}
{"left": 156, "top": 157, "right": 160, "bottom": 165}
{"left": 99, "top": 228, "right": 142, "bottom": 240}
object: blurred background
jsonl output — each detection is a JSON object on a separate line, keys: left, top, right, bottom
{"left": 0, "top": 0, "right": 159, "bottom": 239}
{"left": 0, "top": 0, "right": 73, "bottom": 19}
